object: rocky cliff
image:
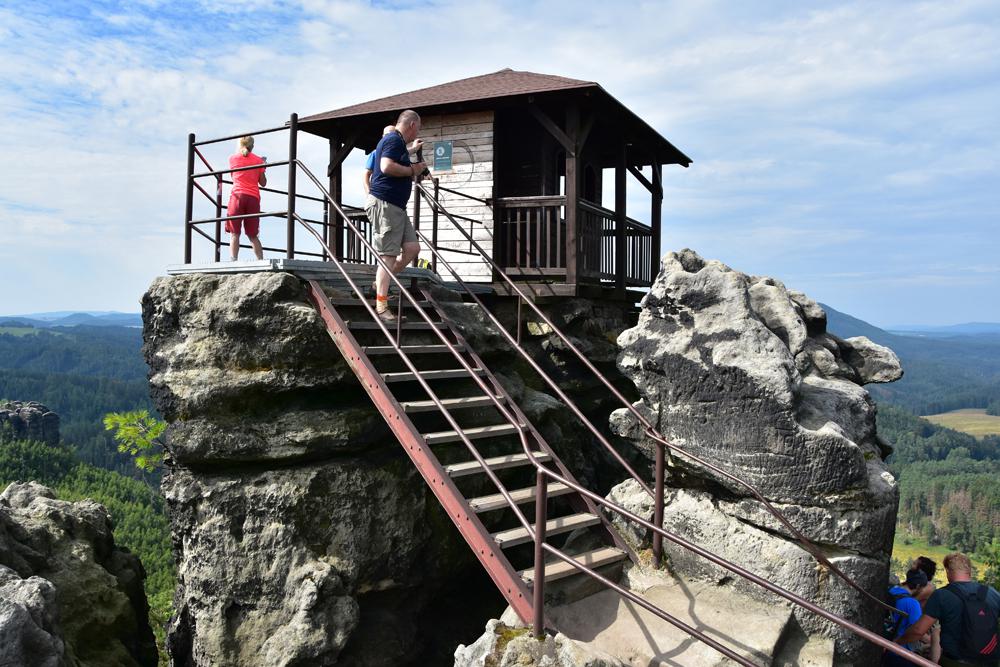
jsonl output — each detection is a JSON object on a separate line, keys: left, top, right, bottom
{"left": 608, "top": 250, "right": 901, "bottom": 665}
{"left": 0, "top": 481, "right": 157, "bottom": 666}
{"left": 1, "top": 400, "right": 61, "bottom": 446}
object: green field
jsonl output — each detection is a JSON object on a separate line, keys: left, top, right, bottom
{"left": 922, "top": 408, "right": 1000, "bottom": 439}
{"left": 892, "top": 533, "right": 987, "bottom": 586}
{"left": 0, "top": 326, "right": 44, "bottom": 337}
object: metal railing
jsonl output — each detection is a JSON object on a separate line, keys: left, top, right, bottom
{"left": 179, "top": 119, "right": 928, "bottom": 664}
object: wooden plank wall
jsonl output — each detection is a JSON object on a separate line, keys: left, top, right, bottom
{"left": 406, "top": 111, "right": 494, "bottom": 282}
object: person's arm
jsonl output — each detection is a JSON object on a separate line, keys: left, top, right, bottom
{"left": 364, "top": 169, "right": 372, "bottom": 194}
{"left": 258, "top": 157, "right": 267, "bottom": 187}
{"left": 898, "top": 614, "right": 935, "bottom": 645}
{"left": 379, "top": 157, "right": 425, "bottom": 178}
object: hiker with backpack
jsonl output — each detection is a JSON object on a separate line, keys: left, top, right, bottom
{"left": 897, "top": 552, "right": 1000, "bottom": 666}
{"left": 884, "top": 568, "right": 929, "bottom": 665}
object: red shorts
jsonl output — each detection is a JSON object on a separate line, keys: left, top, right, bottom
{"left": 226, "top": 193, "right": 261, "bottom": 237}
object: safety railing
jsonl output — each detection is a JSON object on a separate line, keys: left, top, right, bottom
{"left": 578, "top": 199, "right": 653, "bottom": 286}
{"left": 267, "top": 155, "right": 930, "bottom": 666}
{"left": 410, "top": 180, "right": 933, "bottom": 666}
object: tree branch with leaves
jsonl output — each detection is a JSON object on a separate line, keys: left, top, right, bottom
{"left": 104, "top": 410, "right": 165, "bottom": 473}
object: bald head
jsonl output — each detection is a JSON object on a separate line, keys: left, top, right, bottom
{"left": 382, "top": 124, "right": 395, "bottom": 135}
{"left": 396, "top": 110, "right": 421, "bottom": 142}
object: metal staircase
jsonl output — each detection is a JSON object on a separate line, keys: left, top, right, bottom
{"left": 306, "top": 280, "right": 633, "bottom": 624}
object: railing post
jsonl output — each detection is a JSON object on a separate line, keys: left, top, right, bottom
{"left": 184, "top": 133, "right": 195, "bottom": 263}
{"left": 432, "top": 178, "right": 440, "bottom": 274}
{"left": 615, "top": 146, "right": 627, "bottom": 295}
{"left": 564, "top": 104, "right": 579, "bottom": 289}
{"left": 287, "top": 113, "right": 298, "bottom": 260}
{"left": 653, "top": 443, "right": 665, "bottom": 567}
{"left": 412, "top": 180, "right": 421, "bottom": 267}
{"left": 533, "top": 468, "right": 548, "bottom": 638}
{"left": 650, "top": 161, "right": 662, "bottom": 284}
{"left": 214, "top": 174, "right": 223, "bottom": 263}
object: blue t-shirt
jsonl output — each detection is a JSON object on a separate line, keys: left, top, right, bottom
{"left": 888, "top": 586, "right": 923, "bottom": 650}
{"left": 365, "top": 151, "right": 375, "bottom": 170}
{"left": 368, "top": 132, "right": 412, "bottom": 209}
{"left": 925, "top": 581, "right": 1000, "bottom": 660}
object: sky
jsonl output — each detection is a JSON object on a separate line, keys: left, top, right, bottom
{"left": 0, "top": 0, "right": 997, "bottom": 327}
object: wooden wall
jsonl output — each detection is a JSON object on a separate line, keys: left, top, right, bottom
{"left": 406, "top": 111, "right": 494, "bottom": 282}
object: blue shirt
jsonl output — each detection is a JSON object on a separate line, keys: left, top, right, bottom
{"left": 365, "top": 151, "right": 375, "bottom": 170}
{"left": 368, "top": 132, "right": 412, "bottom": 209}
{"left": 925, "top": 581, "right": 1000, "bottom": 660}
{"left": 888, "top": 586, "right": 923, "bottom": 650}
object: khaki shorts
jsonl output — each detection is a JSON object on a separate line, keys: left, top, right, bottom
{"left": 365, "top": 195, "right": 417, "bottom": 256}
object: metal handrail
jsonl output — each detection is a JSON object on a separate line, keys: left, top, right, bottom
{"left": 415, "top": 181, "right": 904, "bottom": 618}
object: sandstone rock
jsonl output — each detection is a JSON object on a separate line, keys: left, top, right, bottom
{"left": 454, "top": 619, "right": 625, "bottom": 667}
{"left": 0, "top": 482, "right": 157, "bottom": 666}
{"left": 610, "top": 250, "right": 901, "bottom": 664}
{"left": 0, "top": 565, "right": 65, "bottom": 667}
{"left": 0, "top": 400, "right": 61, "bottom": 446}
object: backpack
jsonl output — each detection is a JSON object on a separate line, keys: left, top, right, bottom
{"left": 882, "top": 589, "right": 913, "bottom": 640}
{"left": 946, "top": 583, "right": 999, "bottom": 663}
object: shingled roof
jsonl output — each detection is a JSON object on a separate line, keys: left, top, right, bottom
{"left": 300, "top": 69, "right": 599, "bottom": 123}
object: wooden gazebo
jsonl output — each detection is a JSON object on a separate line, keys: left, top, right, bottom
{"left": 299, "top": 69, "right": 691, "bottom": 298}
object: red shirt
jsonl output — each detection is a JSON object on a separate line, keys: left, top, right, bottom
{"left": 229, "top": 152, "right": 265, "bottom": 199}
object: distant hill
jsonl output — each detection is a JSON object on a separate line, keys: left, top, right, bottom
{"left": 887, "top": 322, "right": 1000, "bottom": 337}
{"left": 0, "top": 311, "right": 142, "bottom": 328}
{"left": 821, "top": 304, "right": 1000, "bottom": 414}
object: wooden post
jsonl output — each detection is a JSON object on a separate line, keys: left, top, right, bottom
{"left": 184, "top": 133, "right": 195, "bottom": 264}
{"left": 615, "top": 145, "right": 627, "bottom": 294}
{"left": 286, "top": 113, "right": 299, "bottom": 260}
{"left": 650, "top": 161, "right": 663, "bottom": 283}
{"left": 412, "top": 180, "right": 421, "bottom": 267}
{"left": 564, "top": 105, "right": 580, "bottom": 288}
{"left": 329, "top": 136, "right": 344, "bottom": 261}
{"left": 432, "top": 177, "right": 440, "bottom": 274}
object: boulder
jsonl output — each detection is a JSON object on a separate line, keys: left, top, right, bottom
{"left": 0, "top": 400, "right": 60, "bottom": 446}
{"left": 0, "top": 481, "right": 157, "bottom": 666}
{"left": 609, "top": 250, "right": 902, "bottom": 664}
{"left": 454, "top": 619, "right": 625, "bottom": 667}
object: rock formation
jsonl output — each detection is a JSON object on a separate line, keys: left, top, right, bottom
{"left": 0, "top": 481, "right": 157, "bottom": 666}
{"left": 0, "top": 400, "right": 61, "bottom": 445}
{"left": 608, "top": 250, "right": 902, "bottom": 665}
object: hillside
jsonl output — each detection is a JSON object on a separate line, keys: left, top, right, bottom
{"left": 823, "top": 303, "right": 1000, "bottom": 414}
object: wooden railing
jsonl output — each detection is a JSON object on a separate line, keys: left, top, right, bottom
{"left": 578, "top": 199, "right": 653, "bottom": 286}
{"left": 494, "top": 196, "right": 567, "bottom": 279}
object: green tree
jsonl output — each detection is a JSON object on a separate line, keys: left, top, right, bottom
{"left": 104, "top": 410, "right": 165, "bottom": 474}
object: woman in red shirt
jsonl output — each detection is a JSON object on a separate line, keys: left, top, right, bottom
{"left": 227, "top": 136, "right": 267, "bottom": 261}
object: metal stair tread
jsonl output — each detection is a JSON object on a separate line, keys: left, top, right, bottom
{"left": 327, "top": 297, "right": 432, "bottom": 309}
{"left": 520, "top": 547, "right": 626, "bottom": 584}
{"left": 346, "top": 320, "right": 448, "bottom": 330}
{"left": 363, "top": 344, "right": 464, "bottom": 356}
{"left": 382, "top": 368, "right": 486, "bottom": 383}
{"left": 469, "top": 482, "right": 573, "bottom": 513}
{"left": 422, "top": 423, "right": 521, "bottom": 445}
{"left": 492, "top": 512, "right": 601, "bottom": 548}
{"left": 445, "top": 451, "right": 550, "bottom": 477}
{"left": 402, "top": 394, "right": 503, "bottom": 414}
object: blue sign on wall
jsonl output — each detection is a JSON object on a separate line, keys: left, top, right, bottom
{"left": 433, "top": 141, "right": 453, "bottom": 171}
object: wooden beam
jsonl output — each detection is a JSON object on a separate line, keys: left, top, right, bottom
{"left": 578, "top": 112, "right": 596, "bottom": 151}
{"left": 528, "top": 105, "right": 574, "bottom": 154}
{"left": 615, "top": 145, "right": 627, "bottom": 295}
{"left": 650, "top": 161, "right": 662, "bottom": 282}
{"left": 327, "top": 133, "right": 357, "bottom": 176}
{"left": 564, "top": 105, "right": 580, "bottom": 286}
{"left": 627, "top": 164, "right": 657, "bottom": 195}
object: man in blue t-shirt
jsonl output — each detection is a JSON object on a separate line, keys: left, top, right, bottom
{"left": 898, "top": 553, "right": 1000, "bottom": 667}
{"left": 883, "top": 568, "right": 927, "bottom": 666}
{"left": 364, "top": 109, "right": 427, "bottom": 322}
{"left": 363, "top": 125, "right": 396, "bottom": 195}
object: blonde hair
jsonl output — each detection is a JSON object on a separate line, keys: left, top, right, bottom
{"left": 943, "top": 552, "right": 973, "bottom": 575}
{"left": 238, "top": 136, "right": 254, "bottom": 157}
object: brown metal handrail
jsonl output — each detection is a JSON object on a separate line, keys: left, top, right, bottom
{"left": 288, "top": 159, "right": 929, "bottom": 665}
{"left": 415, "top": 183, "right": 908, "bottom": 614}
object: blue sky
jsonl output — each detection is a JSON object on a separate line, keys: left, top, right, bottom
{"left": 0, "top": 0, "right": 998, "bottom": 326}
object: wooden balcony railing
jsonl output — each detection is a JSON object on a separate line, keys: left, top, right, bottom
{"left": 578, "top": 199, "right": 653, "bottom": 286}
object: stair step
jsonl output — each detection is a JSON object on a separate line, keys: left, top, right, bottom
{"left": 445, "top": 451, "right": 551, "bottom": 478}
{"left": 347, "top": 320, "right": 448, "bottom": 331}
{"left": 520, "top": 547, "right": 626, "bottom": 585}
{"left": 328, "top": 298, "right": 432, "bottom": 309}
{"left": 382, "top": 368, "right": 485, "bottom": 383}
{"left": 363, "top": 344, "right": 465, "bottom": 356}
{"left": 469, "top": 482, "right": 572, "bottom": 513}
{"left": 423, "top": 423, "right": 521, "bottom": 446}
{"left": 402, "top": 395, "right": 503, "bottom": 414}
{"left": 493, "top": 512, "right": 602, "bottom": 548}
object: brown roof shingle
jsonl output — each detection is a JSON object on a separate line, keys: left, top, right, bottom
{"left": 300, "top": 69, "right": 598, "bottom": 123}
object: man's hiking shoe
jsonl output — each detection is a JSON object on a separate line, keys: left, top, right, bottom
{"left": 377, "top": 309, "right": 406, "bottom": 324}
